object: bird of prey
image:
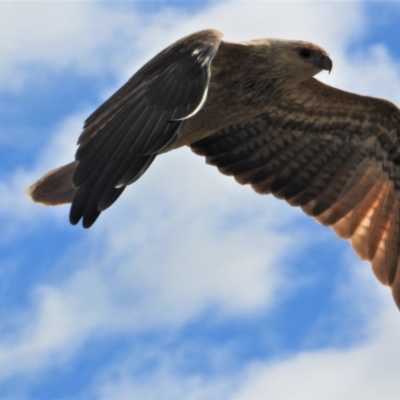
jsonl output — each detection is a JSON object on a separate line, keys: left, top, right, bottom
{"left": 28, "top": 29, "right": 400, "bottom": 309}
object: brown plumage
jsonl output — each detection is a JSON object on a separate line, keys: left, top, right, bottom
{"left": 27, "top": 29, "right": 400, "bottom": 310}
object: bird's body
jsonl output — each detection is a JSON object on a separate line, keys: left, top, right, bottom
{"left": 28, "top": 29, "right": 400, "bottom": 310}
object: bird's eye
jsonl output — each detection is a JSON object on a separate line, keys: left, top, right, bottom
{"left": 299, "top": 48, "right": 311, "bottom": 58}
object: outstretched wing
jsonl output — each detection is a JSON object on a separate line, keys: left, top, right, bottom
{"left": 191, "top": 77, "right": 400, "bottom": 308}
{"left": 70, "top": 29, "right": 222, "bottom": 228}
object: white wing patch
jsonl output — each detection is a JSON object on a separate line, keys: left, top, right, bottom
{"left": 175, "top": 87, "right": 209, "bottom": 121}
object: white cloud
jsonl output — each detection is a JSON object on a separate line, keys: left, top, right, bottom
{"left": 0, "top": 111, "right": 88, "bottom": 234}
{"left": 0, "top": 2, "right": 143, "bottom": 91}
{"left": 338, "top": 44, "right": 400, "bottom": 104}
{"left": 232, "top": 298, "right": 400, "bottom": 400}
{"left": 91, "top": 260, "right": 399, "bottom": 400}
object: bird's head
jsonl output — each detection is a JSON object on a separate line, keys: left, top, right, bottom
{"left": 254, "top": 39, "right": 333, "bottom": 84}
{"left": 284, "top": 40, "right": 332, "bottom": 79}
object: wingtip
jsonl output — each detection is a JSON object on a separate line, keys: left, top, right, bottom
{"left": 82, "top": 209, "right": 101, "bottom": 228}
{"left": 69, "top": 200, "right": 100, "bottom": 228}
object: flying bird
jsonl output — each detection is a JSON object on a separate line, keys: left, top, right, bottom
{"left": 28, "top": 29, "right": 400, "bottom": 309}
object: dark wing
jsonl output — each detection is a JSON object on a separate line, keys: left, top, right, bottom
{"left": 70, "top": 29, "right": 222, "bottom": 228}
{"left": 191, "top": 77, "right": 400, "bottom": 309}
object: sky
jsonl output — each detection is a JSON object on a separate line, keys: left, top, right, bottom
{"left": 1, "top": 1, "right": 400, "bottom": 399}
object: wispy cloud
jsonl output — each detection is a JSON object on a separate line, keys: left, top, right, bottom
{"left": 0, "top": 3, "right": 144, "bottom": 92}
{"left": 232, "top": 302, "right": 400, "bottom": 400}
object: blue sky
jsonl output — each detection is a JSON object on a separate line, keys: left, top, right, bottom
{"left": 1, "top": 1, "right": 400, "bottom": 399}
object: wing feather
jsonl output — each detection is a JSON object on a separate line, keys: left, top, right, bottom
{"left": 366, "top": 180, "right": 395, "bottom": 260}
{"left": 70, "top": 29, "right": 222, "bottom": 227}
{"left": 191, "top": 77, "right": 400, "bottom": 308}
{"left": 313, "top": 161, "right": 378, "bottom": 227}
{"left": 285, "top": 142, "right": 354, "bottom": 206}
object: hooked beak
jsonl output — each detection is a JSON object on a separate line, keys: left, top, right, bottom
{"left": 318, "top": 54, "right": 333, "bottom": 74}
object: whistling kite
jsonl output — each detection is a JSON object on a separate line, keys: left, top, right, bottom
{"left": 28, "top": 30, "right": 400, "bottom": 309}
